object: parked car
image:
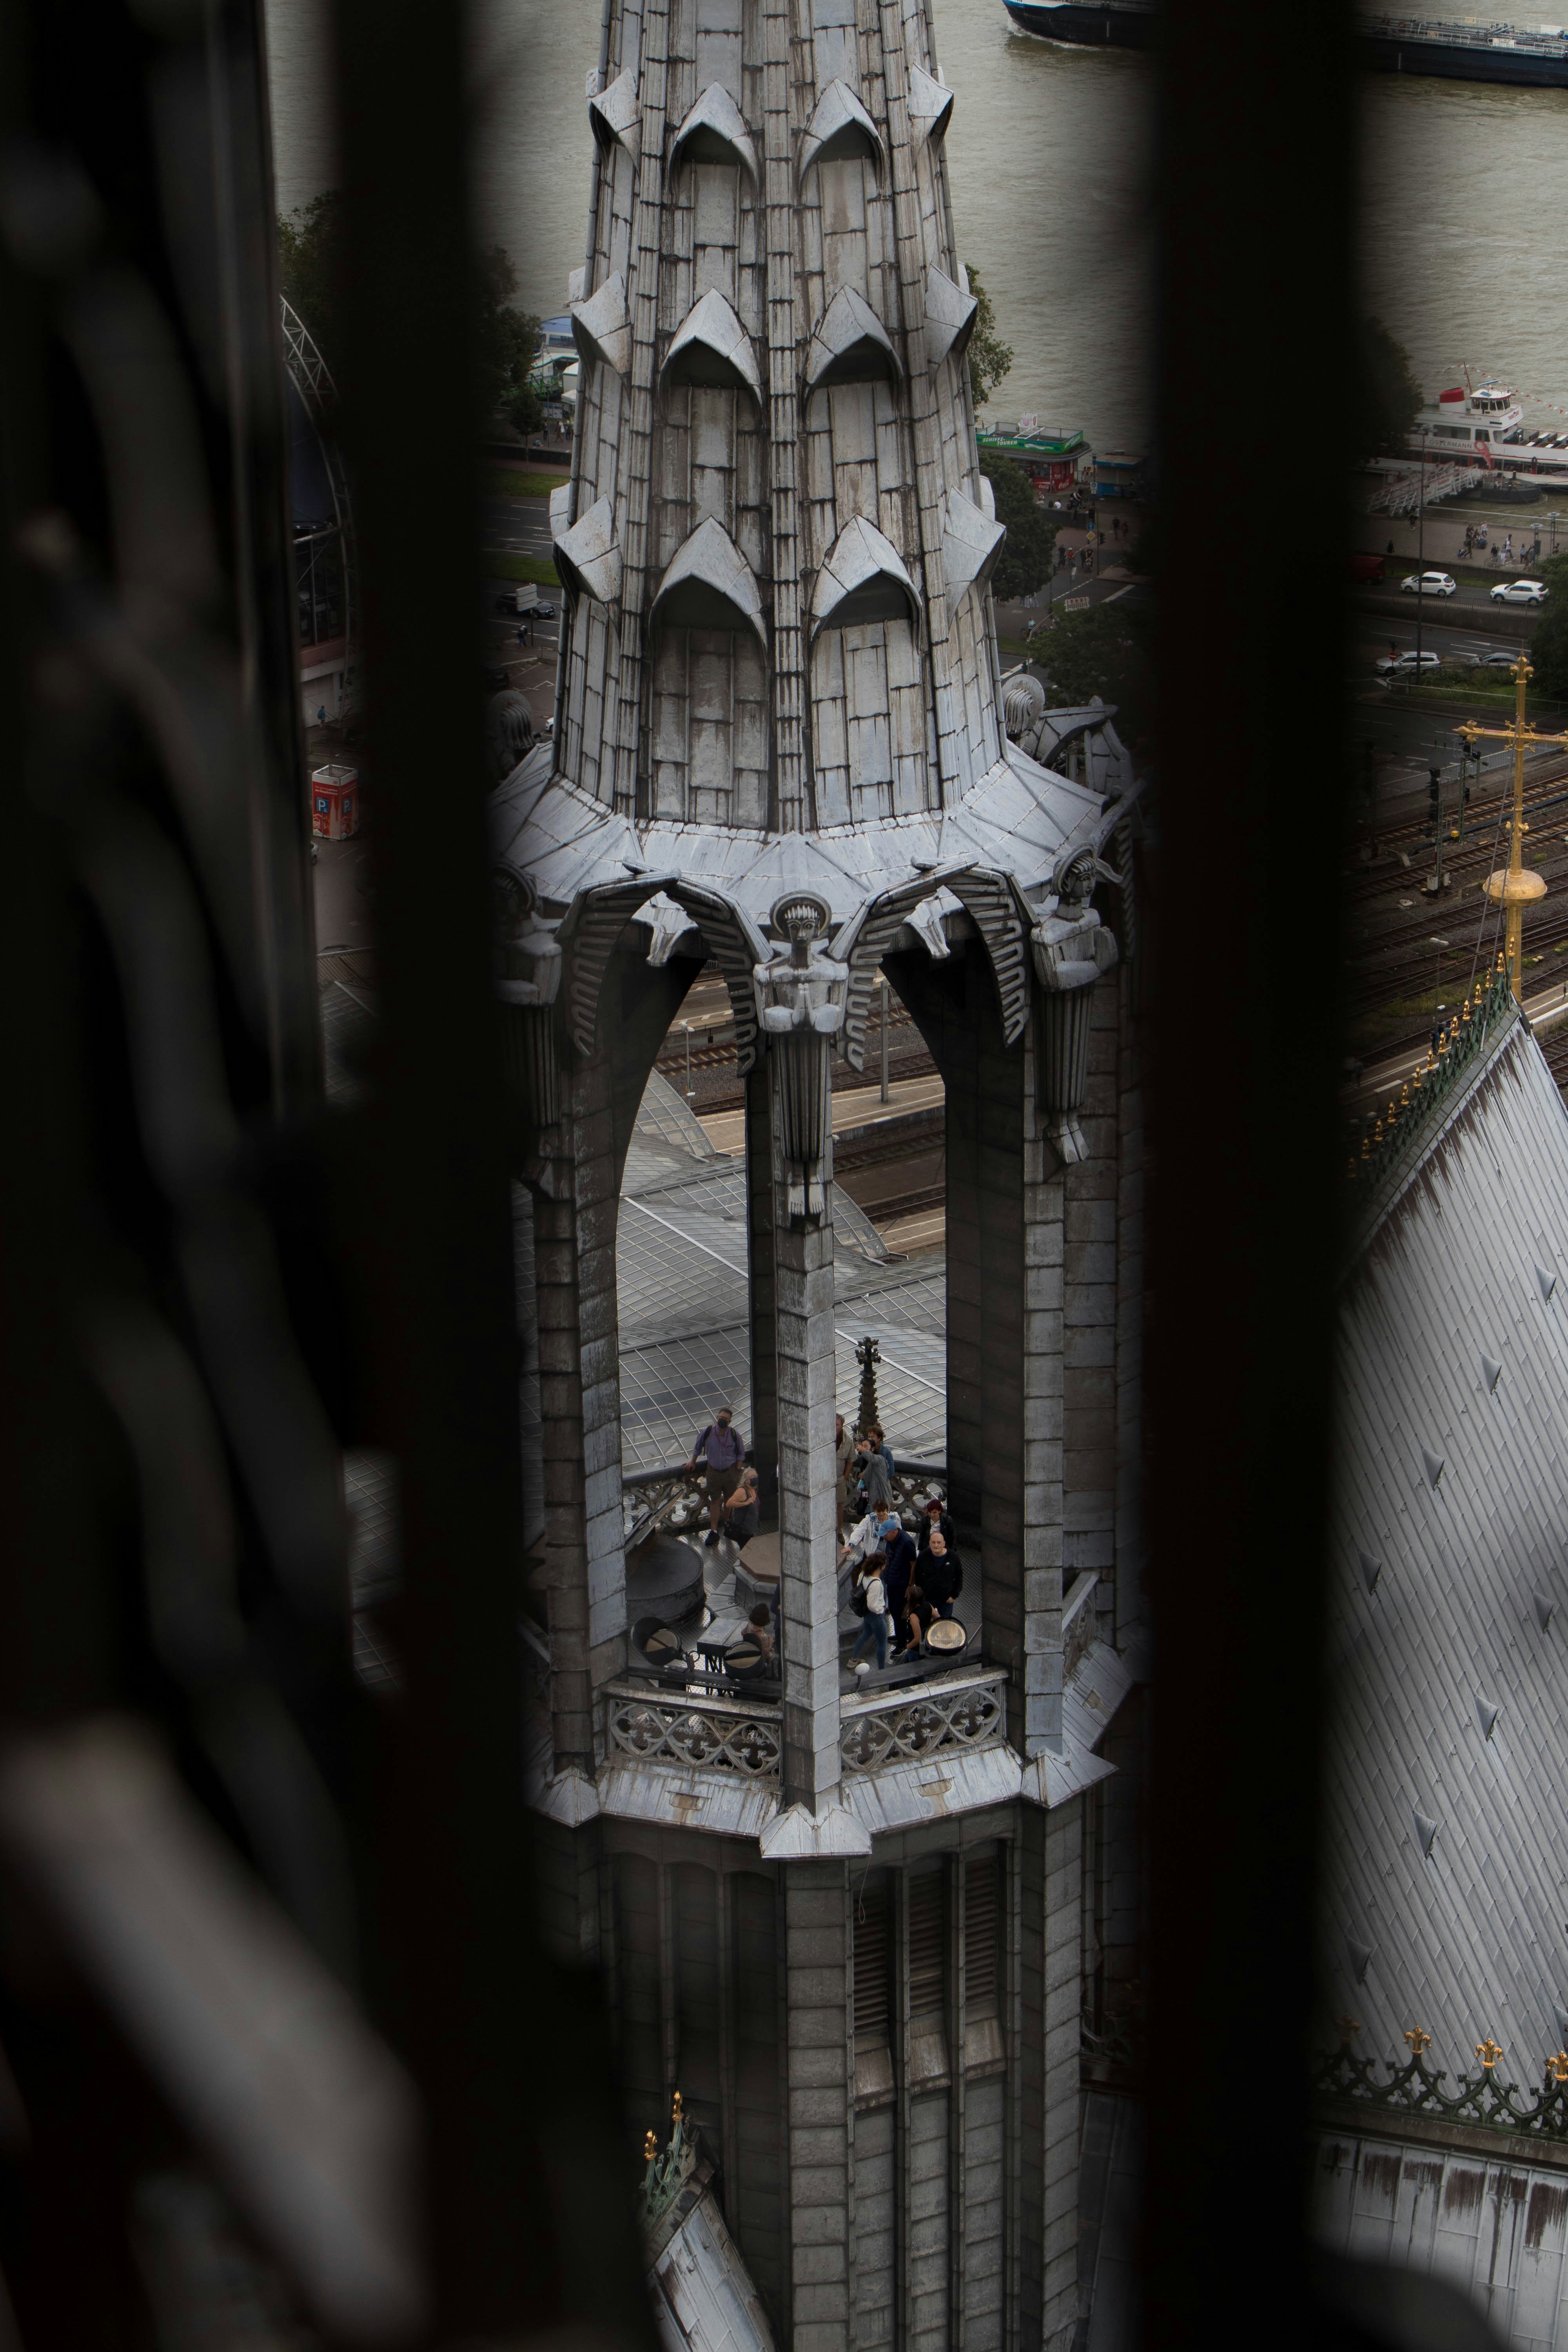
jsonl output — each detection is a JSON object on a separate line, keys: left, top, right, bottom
{"left": 1481, "top": 650, "right": 1523, "bottom": 668}
{"left": 1400, "top": 572, "right": 1457, "bottom": 597}
{"left": 1374, "top": 649, "right": 1441, "bottom": 674}
{"left": 1490, "top": 579, "right": 1549, "bottom": 606}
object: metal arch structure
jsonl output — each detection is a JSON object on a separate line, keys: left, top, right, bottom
{"left": 280, "top": 294, "right": 360, "bottom": 717}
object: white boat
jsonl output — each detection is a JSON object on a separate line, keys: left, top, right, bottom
{"left": 1407, "top": 378, "right": 1568, "bottom": 479}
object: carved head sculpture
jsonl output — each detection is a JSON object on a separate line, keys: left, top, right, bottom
{"left": 773, "top": 891, "right": 832, "bottom": 967}
{"left": 491, "top": 866, "right": 562, "bottom": 1006}
{"left": 1057, "top": 853, "right": 1097, "bottom": 910}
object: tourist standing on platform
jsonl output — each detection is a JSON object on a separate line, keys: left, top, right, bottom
{"left": 920, "top": 1495, "right": 957, "bottom": 1551}
{"left": 851, "top": 1556, "right": 889, "bottom": 1675}
{"left": 857, "top": 1432, "right": 893, "bottom": 1516}
{"left": 723, "top": 1467, "right": 760, "bottom": 1546}
{"left": 834, "top": 1412, "right": 856, "bottom": 1539}
{"left": 686, "top": 1405, "right": 747, "bottom": 1549}
{"left": 918, "top": 1528, "right": 961, "bottom": 1621}
{"left": 882, "top": 1514, "right": 918, "bottom": 1623}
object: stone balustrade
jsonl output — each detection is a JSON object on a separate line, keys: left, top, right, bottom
{"left": 838, "top": 1666, "right": 1007, "bottom": 1774}
{"left": 598, "top": 1659, "right": 1007, "bottom": 1784}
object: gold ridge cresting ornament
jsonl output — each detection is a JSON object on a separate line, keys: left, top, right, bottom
{"left": 1405, "top": 2026, "right": 1432, "bottom": 2056}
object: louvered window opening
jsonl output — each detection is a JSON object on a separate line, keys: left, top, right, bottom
{"left": 854, "top": 1880, "right": 892, "bottom": 2049}
{"left": 908, "top": 1871, "right": 946, "bottom": 2021}
{"left": 964, "top": 1856, "right": 1000, "bottom": 2020}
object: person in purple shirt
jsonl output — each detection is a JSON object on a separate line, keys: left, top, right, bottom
{"left": 686, "top": 1404, "right": 747, "bottom": 1549}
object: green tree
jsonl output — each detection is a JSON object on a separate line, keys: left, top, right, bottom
{"left": 1355, "top": 316, "right": 1423, "bottom": 462}
{"left": 978, "top": 449, "right": 1057, "bottom": 601}
{"left": 277, "top": 189, "right": 347, "bottom": 361}
{"left": 277, "top": 196, "right": 542, "bottom": 431}
{"left": 1528, "top": 552, "right": 1568, "bottom": 695}
{"left": 965, "top": 261, "right": 1013, "bottom": 409}
{"left": 1029, "top": 599, "right": 1152, "bottom": 745}
{"left": 475, "top": 243, "right": 544, "bottom": 436}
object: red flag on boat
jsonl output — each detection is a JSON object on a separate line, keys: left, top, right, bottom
{"left": 1439, "top": 387, "right": 1466, "bottom": 403}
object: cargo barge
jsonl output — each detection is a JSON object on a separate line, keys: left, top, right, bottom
{"left": 1002, "top": 2, "right": 1568, "bottom": 88}
{"left": 1361, "top": 16, "right": 1568, "bottom": 85}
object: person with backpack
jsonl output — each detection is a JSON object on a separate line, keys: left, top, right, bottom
{"left": 850, "top": 1553, "right": 889, "bottom": 1675}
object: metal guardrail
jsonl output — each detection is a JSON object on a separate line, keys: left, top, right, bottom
{"left": 622, "top": 1456, "right": 952, "bottom": 1553}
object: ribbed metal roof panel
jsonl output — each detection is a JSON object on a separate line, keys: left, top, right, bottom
{"left": 1323, "top": 1019, "right": 1568, "bottom": 2085}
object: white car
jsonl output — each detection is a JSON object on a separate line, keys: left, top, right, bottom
{"left": 1400, "top": 572, "right": 1457, "bottom": 597}
{"left": 1490, "top": 579, "right": 1549, "bottom": 606}
{"left": 1374, "top": 649, "right": 1441, "bottom": 675}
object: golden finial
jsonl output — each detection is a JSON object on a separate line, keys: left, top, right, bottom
{"left": 671, "top": 2090, "right": 684, "bottom": 2126}
{"left": 1360, "top": 1133, "right": 1370, "bottom": 1160}
{"left": 1334, "top": 2015, "right": 1362, "bottom": 2042}
{"left": 644, "top": 2131, "right": 657, "bottom": 2164}
{"left": 1462, "top": 995, "right": 1472, "bottom": 1024}
{"left": 1550, "top": 2051, "right": 1568, "bottom": 2086}
{"left": 1374, "top": 1118, "right": 1384, "bottom": 1145}
{"left": 1405, "top": 2025, "right": 1432, "bottom": 2056}
{"left": 1401, "top": 1082, "right": 1410, "bottom": 1108}
{"left": 1388, "top": 1098, "right": 1398, "bottom": 1125}
{"left": 1477, "top": 2036, "right": 1504, "bottom": 2072}
{"left": 1449, "top": 1013, "right": 1460, "bottom": 1039}
{"left": 1438, "top": 1029, "right": 1449, "bottom": 1058}
{"left": 1346, "top": 1159, "right": 1357, "bottom": 1182}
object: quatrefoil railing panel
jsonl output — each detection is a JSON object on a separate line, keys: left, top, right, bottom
{"left": 604, "top": 1683, "right": 784, "bottom": 1777}
{"left": 838, "top": 1669, "right": 1007, "bottom": 1773}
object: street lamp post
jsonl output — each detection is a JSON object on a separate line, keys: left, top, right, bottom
{"left": 1415, "top": 427, "right": 1430, "bottom": 668}
{"left": 1429, "top": 936, "right": 1450, "bottom": 1031}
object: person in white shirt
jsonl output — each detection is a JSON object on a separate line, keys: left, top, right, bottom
{"left": 851, "top": 1558, "right": 889, "bottom": 1675}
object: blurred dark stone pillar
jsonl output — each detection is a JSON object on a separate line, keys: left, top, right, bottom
{"left": 1145, "top": 4, "right": 1353, "bottom": 2349}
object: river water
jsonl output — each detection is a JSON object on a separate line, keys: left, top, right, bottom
{"left": 263, "top": 0, "right": 1568, "bottom": 449}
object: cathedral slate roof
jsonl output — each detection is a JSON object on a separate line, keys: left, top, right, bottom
{"left": 1321, "top": 1007, "right": 1568, "bottom": 2085}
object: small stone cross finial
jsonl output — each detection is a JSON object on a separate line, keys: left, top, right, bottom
{"left": 1404, "top": 2026, "right": 1432, "bottom": 2056}
{"left": 1477, "top": 2036, "right": 1504, "bottom": 2071}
